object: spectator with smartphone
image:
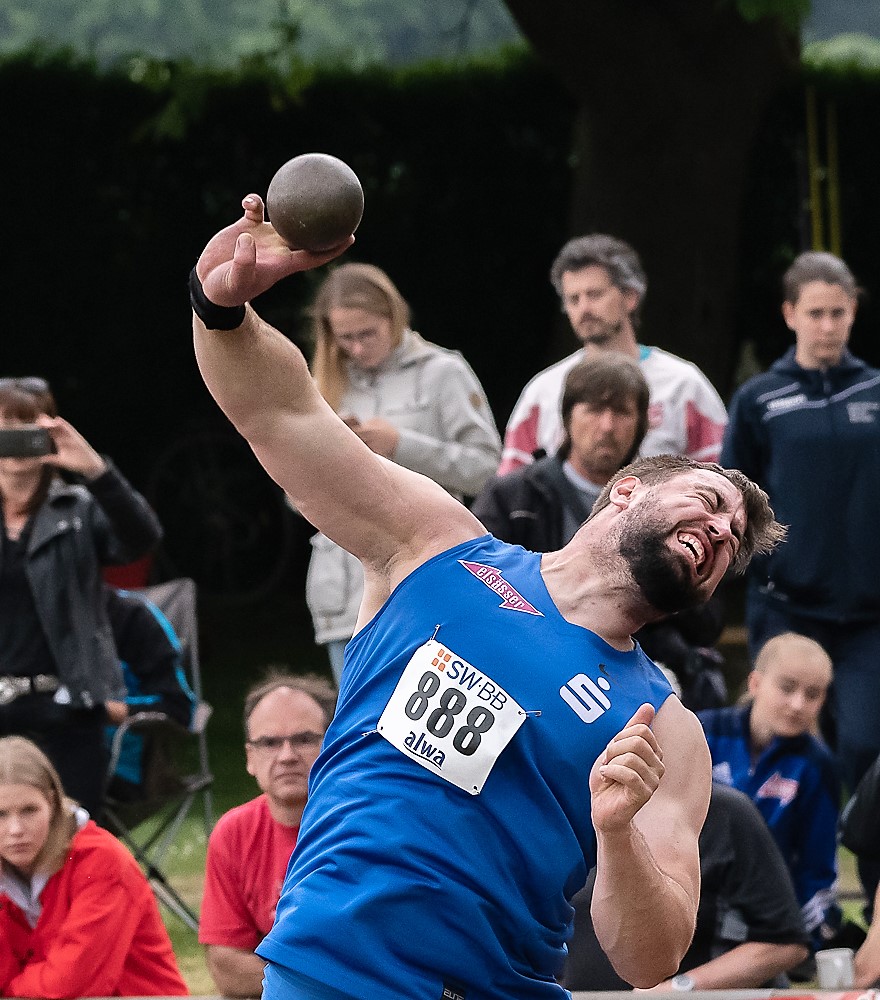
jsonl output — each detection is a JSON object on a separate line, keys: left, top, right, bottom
{"left": 0, "top": 377, "right": 162, "bottom": 819}
{"left": 303, "top": 264, "right": 501, "bottom": 682}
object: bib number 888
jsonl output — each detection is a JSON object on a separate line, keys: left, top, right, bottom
{"left": 404, "top": 671, "right": 495, "bottom": 755}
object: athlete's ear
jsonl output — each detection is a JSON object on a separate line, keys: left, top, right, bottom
{"left": 607, "top": 475, "right": 642, "bottom": 510}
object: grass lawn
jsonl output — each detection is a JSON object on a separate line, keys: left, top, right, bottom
{"left": 150, "top": 815, "right": 212, "bottom": 994}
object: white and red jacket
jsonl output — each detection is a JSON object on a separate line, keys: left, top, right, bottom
{"left": 499, "top": 345, "right": 727, "bottom": 475}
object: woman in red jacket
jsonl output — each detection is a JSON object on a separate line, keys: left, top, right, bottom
{"left": 0, "top": 736, "right": 188, "bottom": 998}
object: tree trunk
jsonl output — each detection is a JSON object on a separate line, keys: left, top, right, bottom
{"left": 503, "top": 0, "right": 799, "bottom": 393}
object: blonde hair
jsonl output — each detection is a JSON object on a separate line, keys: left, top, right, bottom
{"left": 0, "top": 737, "right": 78, "bottom": 877}
{"left": 754, "top": 632, "right": 833, "bottom": 677}
{"left": 309, "top": 263, "right": 410, "bottom": 412}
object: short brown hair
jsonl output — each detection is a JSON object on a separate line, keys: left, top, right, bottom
{"left": 0, "top": 737, "right": 78, "bottom": 877}
{"left": 558, "top": 353, "right": 649, "bottom": 463}
{"left": 782, "top": 251, "right": 859, "bottom": 304}
{"left": 243, "top": 667, "right": 338, "bottom": 735}
{"left": 0, "top": 377, "right": 58, "bottom": 421}
{"left": 589, "top": 454, "right": 786, "bottom": 574}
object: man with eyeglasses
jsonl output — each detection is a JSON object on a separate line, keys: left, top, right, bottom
{"left": 199, "top": 671, "right": 337, "bottom": 998}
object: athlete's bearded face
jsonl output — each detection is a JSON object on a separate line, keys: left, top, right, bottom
{"left": 618, "top": 508, "right": 702, "bottom": 614}
{"left": 615, "top": 472, "right": 746, "bottom": 615}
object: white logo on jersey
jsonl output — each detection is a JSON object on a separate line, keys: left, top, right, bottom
{"left": 712, "top": 761, "right": 733, "bottom": 785}
{"left": 560, "top": 672, "right": 612, "bottom": 724}
{"left": 459, "top": 560, "right": 543, "bottom": 616}
{"left": 848, "top": 401, "right": 879, "bottom": 424}
{"left": 766, "top": 393, "right": 807, "bottom": 412}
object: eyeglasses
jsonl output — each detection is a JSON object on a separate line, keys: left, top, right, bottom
{"left": 332, "top": 328, "right": 382, "bottom": 349}
{"left": 0, "top": 377, "right": 50, "bottom": 395}
{"left": 246, "top": 732, "right": 324, "bottom": 752}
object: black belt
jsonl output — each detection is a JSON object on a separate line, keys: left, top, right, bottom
{"left": 0, "top": 674, "right": 60, "bottom": 706}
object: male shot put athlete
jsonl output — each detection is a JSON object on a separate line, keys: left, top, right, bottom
{"left": 190, "top": 193, "right": 783, "bottom": 1000}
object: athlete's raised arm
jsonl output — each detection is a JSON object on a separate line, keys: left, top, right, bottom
{"left": 191, "top": 194, "right": 481, "bottom": 596}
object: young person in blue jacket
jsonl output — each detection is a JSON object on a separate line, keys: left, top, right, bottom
{"left": 699, "top": 632, "right": 841, "bottom": 952}
{"left": 719, "top": 251, "right": 880, "bottom": 798}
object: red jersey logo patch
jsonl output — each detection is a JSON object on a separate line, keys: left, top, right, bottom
{"left": 756, "top": 772, "right": 799, "bottom": 806}
{"left": 458, "top": 560, "right": 543, "bottom": 616}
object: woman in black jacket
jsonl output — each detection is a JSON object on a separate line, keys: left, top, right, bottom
{"left": 0, "top": 377, "right": 162, "bottom": 818}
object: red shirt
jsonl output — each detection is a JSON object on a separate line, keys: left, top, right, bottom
{"left": 199, "top": 794, "right": 299, "bottom": 948}
{"left": 0, "top": 820, "right": 188, "bottom": 997}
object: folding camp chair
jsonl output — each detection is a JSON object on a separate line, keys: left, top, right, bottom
{"left": 102, "top": 577, "right": 213, "bottom": 931}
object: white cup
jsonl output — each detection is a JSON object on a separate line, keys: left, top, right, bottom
{"left": 815, "top": 947, "right": 855, "bottom": 990}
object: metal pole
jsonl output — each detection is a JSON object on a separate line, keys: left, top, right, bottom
{"left": 825, "top": 98, "right": 842, "bottom": 256}
{"left": 805, "top": 85, "right": 825, "bottom": 250}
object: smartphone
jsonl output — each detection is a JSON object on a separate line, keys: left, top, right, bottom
{"left": 0, "top": 426, "right": 53, "bottom": 458}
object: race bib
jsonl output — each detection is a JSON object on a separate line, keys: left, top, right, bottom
{"left": 378, "top": 639, "right": 526, "bottom": 795}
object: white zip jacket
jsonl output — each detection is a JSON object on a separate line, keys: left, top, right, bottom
{"left": 306, "top": 329, "right": 501, "bottom": 645}
{"left": 499, "top": 345, "right": 728, "bottom": 475}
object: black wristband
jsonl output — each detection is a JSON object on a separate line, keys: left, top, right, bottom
{"left": 189, "top": 267, "right": 246, "bottom": 330}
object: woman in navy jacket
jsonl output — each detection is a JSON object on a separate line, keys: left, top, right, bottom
{"left": 719, "top": 252, "right": 880, "bottom": 798}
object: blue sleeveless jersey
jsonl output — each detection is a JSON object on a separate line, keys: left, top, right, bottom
{"left": 258, "top": 535, "right": 673, "bottom": 1000}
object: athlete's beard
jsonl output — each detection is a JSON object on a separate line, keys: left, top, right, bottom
{"left": 618, "top": 511, "right": 703, "bottom": 615}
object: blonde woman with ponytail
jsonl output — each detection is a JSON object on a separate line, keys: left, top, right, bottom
{"left": 303, "top": 264, "right": 501, "bottom": 682}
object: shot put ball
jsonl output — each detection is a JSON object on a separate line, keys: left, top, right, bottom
{"left": 266, "top": 153, "right": 364, "bottom": 251}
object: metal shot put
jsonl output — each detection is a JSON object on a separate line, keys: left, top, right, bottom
{"left": 266, "top": 153, "right": 364, "bottom": 252}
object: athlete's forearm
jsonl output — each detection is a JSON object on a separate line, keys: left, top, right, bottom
{"left": 193, "top": 306, "right": 320, "bottom": 445}
{"left": 855, "top": 887, "right": 880, "bottom": 988}
{"left": 592, "top": 823, "right": 697, "bottom": 988}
